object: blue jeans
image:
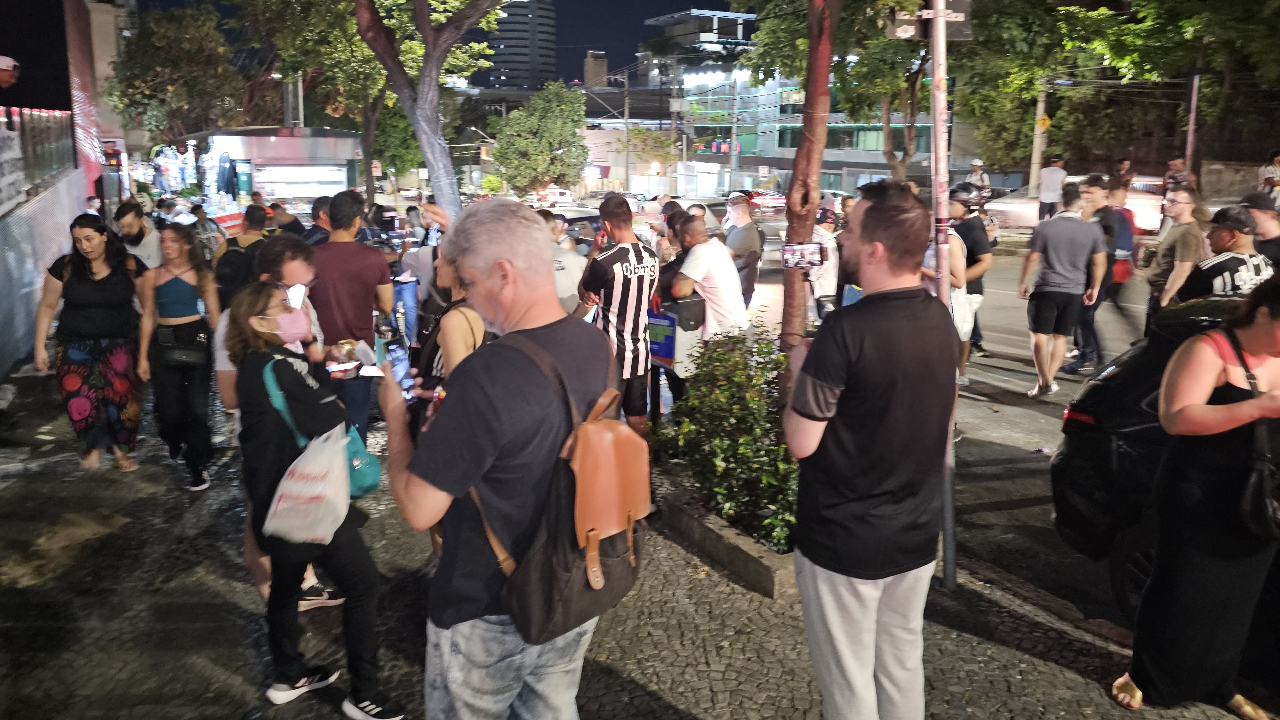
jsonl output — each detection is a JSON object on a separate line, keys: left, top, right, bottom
{"left": 334, "top": 376, "right": 373, "bottom": 443}
{"left": 425, "top": 615, "right": 597, "bottom": 720}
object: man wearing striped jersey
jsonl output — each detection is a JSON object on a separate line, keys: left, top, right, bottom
{"left": 1177, "top": 205, "right": 1274, "bottom": 302}
{"left": 580, "top": 194, "right": 659, "bottom": 433}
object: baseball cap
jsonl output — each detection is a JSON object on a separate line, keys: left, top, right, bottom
{"left": 971, "top": 158, "right": 983, "bottom": 166}
{"left": 1240, "top": 191, "right": 1277, "bottom": 213}
{"left": 0, "top": 57, "right": 16, "bottom": 72}
{"left": 816, "top": 208, "right": 837, "bottom": 225}
{"left": 1209, "top": 205, "right": 1257, "bottom": 234}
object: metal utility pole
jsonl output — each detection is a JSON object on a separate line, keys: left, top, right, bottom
{"left": 729, "top": 71, "right": 740, "bottom": 191}
{"left": 1185, "top": 73, "right": 1201, "bottom": 166}
{"left": 297, "top": 77, "right": 305, "bottom": 127}
{"left": 623, "top": 74, "right": 631, "bottom": 193}
{"left": 1028, "top": 78, "right": 1048, "bottom": 197}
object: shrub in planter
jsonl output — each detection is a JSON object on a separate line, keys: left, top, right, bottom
{"left": 659, "top": 326, "right": 798, "bottom": 552}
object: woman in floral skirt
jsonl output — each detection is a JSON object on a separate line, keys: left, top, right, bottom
{"left": 33, "top": 214, "right": 147, "bottom": 471}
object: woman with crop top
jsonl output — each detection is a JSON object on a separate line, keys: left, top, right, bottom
{"left": 33, "top": 214, "right": 147, "bottom": 472}
{"left": 137, "top": 221, "right": 222, "bottom": 490}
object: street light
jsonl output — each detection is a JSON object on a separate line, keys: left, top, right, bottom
{"left": 470, "top": 126, "right": 494, "bottom": 142}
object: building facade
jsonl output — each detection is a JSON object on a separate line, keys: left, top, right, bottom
{"left": 489, "top": 0, "right": 556, "bottom": 90}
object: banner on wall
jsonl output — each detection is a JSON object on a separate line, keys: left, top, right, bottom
{"left": 0, "top": 129, "right": 25, "bottom": 217}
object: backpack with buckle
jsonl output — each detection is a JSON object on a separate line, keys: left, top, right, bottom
{"left": 470, "top": 333, "right": 651, "bottom": 644}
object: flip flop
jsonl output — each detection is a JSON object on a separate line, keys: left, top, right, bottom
{"left": 114, "top": 454, "right": 139, "bottom": 473}
{"left": 1111, "top": 674, "right": 1144, "bottom": 711}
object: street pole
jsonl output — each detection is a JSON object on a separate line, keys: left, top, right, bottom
{"left": 623, "top": 75, "right": 631, "bottom": 194}
{"left": 1028, "top": 78, "right": 1048, "bottom": 198}
{"left": 1185, "top": 73, "right": 1201, "bottom": 167}
{"left": 729, "top": 70, "right": 740, "bottom": 192}
{"left": 297, "top": 77, "right": 305, "bottom": 127}
{"left": 930, "top": 0, "right": 957, "bottom": 592}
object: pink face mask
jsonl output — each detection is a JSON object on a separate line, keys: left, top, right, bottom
{"left": 270, "top": 308, "right": 311, "bottom": 345}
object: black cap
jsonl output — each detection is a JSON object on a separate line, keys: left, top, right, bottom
{"left": 1240, "top": 191, "right": 1277, "bottom": 213}
{"left": 1210, "top": 205, "right": 1257, "bottom": 234}
{"left": 816, "top": 207, "right": 837, "bottom": 225}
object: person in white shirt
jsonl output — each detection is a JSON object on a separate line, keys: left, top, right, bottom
{"left": 671, "top": 216, "right": 750, "bottom": 339}
{"left": 1258, "top": 150, "right": 1280, "bottom": 200}
{"left": 964, "top": 160, "right": 990, "bottom": 190}
{"left": 114, "top": 200, "right": 164, "bottom": 270}
{"left": 538, "top": 210, "right": 588, "bottom": 314}
{"left": 1038, "top": 155, "right": 1068, "bottom": 222}
{"left": 810, "top": 208, "right": 841, "bottom": 317}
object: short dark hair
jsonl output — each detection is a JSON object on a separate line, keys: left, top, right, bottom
{"left": 269, "top": 202, "right": 285, "bottom": 212}
{"left": 86, "top": 196, "right": 98, "bottom": 204}
{"left": 675, "top": 212, "right": 703, "bottom": 238}
{"left": 1106, "top": 176, "right": 1128, "bottom": 192}
{"left": 661, "top": 200, "right": 683, "bottom": 219}
{"left": 255, "top": 232, "right": 314, "bottom": 281}
{"left": 535, "top": 208, "right": 555, "bottom": 223}
{"left": 311, "top": 195, "right": 331, "bottom": 220}
{"left": 859, "top": 180, "right": 931, "bottom": 274}
{"left": 191, "top": 203, "right": 204, "bottom": 214}
{"left": 1047, "top": 154, "right": 1063, "bottom": 164}
{"left": 1083, "top": 174, "right": 1108, "bottom": 190}
{"left": 1117, "top": 157, "right": 1129, "bottom": 164}
{"left": 666, "top": 209, "right": 691, "bottom": 242}
{"left": 329, "top": 192, "right": 364, "bottom": 231}
{"left": 251, "top": 190, "right": 263, "bottom": 198}
{"left": 114, "top": 201, "right": 144, "bottom": 222}
{"left": 687, "top": 203, "right": 707, "bottom": 214}
{"left": 243, "top": 204, "right": 268, "bottom": 231}
{"left": 599, "top": 194, "right": 633, "bottom": 226}
{"left": 1061, "top": 182, "right": 1082, "bottom": 208}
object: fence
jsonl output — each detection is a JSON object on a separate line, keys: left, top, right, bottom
{"left": 1, "top": 107, "right": 77, "bottom": 217}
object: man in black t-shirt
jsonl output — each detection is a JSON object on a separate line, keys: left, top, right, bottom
{"left": 379, "top": 200, "right": 610, "bottom": 719}
{"left": 1066, "top": 174, "right": 1121, "bottom": 374}
{"left": 784, "top": 181, "right": 960, "bottom": 720}
{"left": 949, "top": 183, "right": 992, "bottom": 382}
{"left": 1177, "top": 205, "right": 1274, "bottom": 301}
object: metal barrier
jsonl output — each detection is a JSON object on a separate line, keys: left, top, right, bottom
{"left": 2, "top": 106, "right": 76, "bottom": 205}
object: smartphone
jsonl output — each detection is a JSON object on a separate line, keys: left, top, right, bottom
{"left": 782, "top": 242, "right": 826, "bottom": 269}
{"left": 384, "top": 339, "right": 415, "bottom": 399}
{"left": 325, "top": 360, "right": 360, "bottom": 373}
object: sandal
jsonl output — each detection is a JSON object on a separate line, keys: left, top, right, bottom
{"left": 1227, "top": 695, "right": 1270, "bottom": 720}
{"left": 113, "top": 450, "right": 139, "bottom": 473}
{"left": 1111, "top": 673, "right": 1144, "bottom": 711}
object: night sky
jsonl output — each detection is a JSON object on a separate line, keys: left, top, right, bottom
{"left": 551, "top": 0, "right": 731, "bottom": 82}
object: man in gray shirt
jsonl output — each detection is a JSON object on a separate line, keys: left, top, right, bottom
{"left": 1016, "top": 183, "right": 1107, "bottom": 398}
{"left": 724, "top": 193, "right": 762, "bottom": 306}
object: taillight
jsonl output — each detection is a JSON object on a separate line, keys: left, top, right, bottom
{"left": 1062, "top": 407, "right": 1097, "bottom": 434}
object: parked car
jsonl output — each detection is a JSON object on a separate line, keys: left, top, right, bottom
{"left": 1051, "top": 296, "right": 1280, "bottom": 690}
{"left": 985, "top": 177, "right": 1165, "bottom": 232}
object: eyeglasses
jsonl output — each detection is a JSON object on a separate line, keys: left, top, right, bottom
{"left": 1164, "top": 199, "right": 1193, "bottom": 206}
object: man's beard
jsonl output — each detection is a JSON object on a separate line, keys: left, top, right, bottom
{"left": 120, "top": 229, "right": 145, "bottom": 247}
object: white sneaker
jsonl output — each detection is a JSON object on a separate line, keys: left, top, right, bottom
{"left": 957, "top": 375, "right": 970, "bottom": 387}
{"left": 266, "top": 667, "right": 339, "bottom": 705}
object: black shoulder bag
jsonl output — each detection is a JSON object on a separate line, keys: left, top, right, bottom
{"left": 1223, "top": 328, "right": 1280, "bottom": 539}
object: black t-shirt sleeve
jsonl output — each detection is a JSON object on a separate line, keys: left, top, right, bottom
{"left": 791, "top": 320, "right": 850, "bottom": 421}
{"left": 959, "top": 220, "right": 991, "bottom": 264}
{"left": 1177, "top": 265, "right": 1213, "bottom": 302}
{"left": 581, "top": 257, "right": 612, "bottom": 294}
{"left": 409, "top": 354, "right": 505, "bottom": 496}
{"left": 47, "top": 255, "right": 68, "bottom": 280}
{"left": 270, "top": 357, "right": 349, "bottom": 440}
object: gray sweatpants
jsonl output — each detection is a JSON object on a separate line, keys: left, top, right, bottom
{"left": 795, "top": 550, "right": 935, "bottom": 720}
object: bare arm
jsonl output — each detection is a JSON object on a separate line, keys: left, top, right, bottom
{"left": 948, "top": 240, "right": 966, "bottom": 289}
{"left": 783, "top": 408, "right": 827, "bottom": 459}
{"left": 375, "top": 283, "right": 394, "bottom": 315}
{"left": 32, "top": 275, "right": 62, "bottom": 372}
{"left": 136, "top": 270, "right": 157, "bottom": 382}
{"left": 1159, "top": 335, "right": 1280, "bottom": 435}
{"left": 377, "top": 362, "right": 455, "bottom": 532}
{"left": 1017, "top": 251, "right": 1041, "bottom": 300}
{"left": 437, "top": 309, "right": 480, "bottom": 377}
{"left": 1160, "top": 261, "right": 1195, "bottom": 307}
{"left": 672, "top": 274, "right": 696, "bottom": 299}
{"left": 216, "top": 370, "right": 238, "bottom": 409}
{"left": 1084, "top": 252, "right": 1107, "bottom": 305}
{"left": 964, "top": 253, "right": 993, "bottom": 282}
{"left": 200, "top": 274, "right": 222, "bottom": 328}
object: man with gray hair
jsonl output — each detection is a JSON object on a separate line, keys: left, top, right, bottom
{"left": 378, "top": 199, "right": 612, "bottom": 719}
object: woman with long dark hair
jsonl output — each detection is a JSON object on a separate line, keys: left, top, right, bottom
{"left": 33, "top": 214, "right": 146, "bottom": 471}
{"left": 1112, "top": 278, "right": 1280, "bottom": 720}
{"left": 137, "top": 221, "right": 221, "bottom": 490}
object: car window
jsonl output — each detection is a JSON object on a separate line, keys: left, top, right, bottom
{"left": 566, "top": 220, "right": 594, "bottom": 240}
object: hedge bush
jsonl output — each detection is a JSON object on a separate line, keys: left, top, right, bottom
{"left": 659, "top": 326, "right": 799, "bottom": 552}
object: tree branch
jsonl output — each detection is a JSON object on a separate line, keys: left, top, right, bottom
{"left": 353, "top": 0, "right": 418, "bottom": 106}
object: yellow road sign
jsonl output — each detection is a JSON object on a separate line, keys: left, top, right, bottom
{"left": 1036, "top": 113, "right": 1052, "bottom": 131}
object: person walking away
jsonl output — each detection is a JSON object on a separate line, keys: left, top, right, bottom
{"left": 672, "top": 216, "right": 750, "bottom": 340}
{"left": 1110, "top": 277, "right": 1280, "bottom": 720}
{"left": 1103, "top": 180, "right": 1143, "bottom": 335}
{"left": 1241, "top": 192, "right": 1280, "bottom": 265}
{"left": 191, "top": 203, "right": 228, "bottom": 260}
{"left": 213, "top": 233, "right": 341, "bottom": 610}
{"left": 540, "top": 209, "right": 588, "bottom": 314}
{"left": 136, "top": 222, "right": 220, "bottom": 490}
{"left": 949, "top": 183, "right": 993, "bottom": 379}
{"left": 1038, "top": 155, "right": 1068, "bottom": 222}
{"left": 308, "top": 191, "right": 393, "bottom": 442}
{"left": 115, "top": 200, "right": 164, "bottom": 270}
{"left": 1144, "top": 186, "right": 1206, "bottom": 331}
{"left": 1065, "top": 174, "right": 1121, "bottom": 375}
{"left": 1176, "top": 206, "right": 1274, "bottom": 302}
{"left": 782, "top": 180, "right": 960, "bottom": 720}
{"left": 377, "top": 200, "right": 611, "bottom": 719}
{"left": 226, "top": 282, "right": 404, "bottom": 720}
{"left": 809, "top": 208, "right": 841, "bottom": 318}
{"left": 213, "top": 204, "right": 270, "bottom": 311}
{"left": 1017, "top": 183, "right": 1107, "bottom": 397}
{"left": 270, "top": 203, "right": 306, "bottom": 236}
{"left": 579, "top": 194, "right": 658, "bottom": 434}
{"left": 303, "top": 196, "right": 332, "bottom": 246}
{"left": 723, "top": 193, "right": 762, "bottom": 307}
{"left": 33, "top": 214, "right": 146, "bottom": 472}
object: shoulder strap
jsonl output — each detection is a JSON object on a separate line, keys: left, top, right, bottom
{"left": 261, "top": 359, "right": 308, "bottom": 448}
{"left": 1223, "top": 328, "right": 1271, "bottom": 462}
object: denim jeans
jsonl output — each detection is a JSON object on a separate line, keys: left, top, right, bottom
{"left": 425, "top": 615, "right": 597, "bottom": 720}
{"left": 334, "top": 376, "right": 373, "bottom": 443}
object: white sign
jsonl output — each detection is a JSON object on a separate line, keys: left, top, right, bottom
{"left": 418, "top": 167, "right": 430, "bottom": 180}
{"left": 371, "top": 160, "right": 383, "bottom": 177}
{"left": 758, "top": 165, "right": 769, "bottom": 178}
{"left": 0, "top": 129, "right": 25, "bottom": 217}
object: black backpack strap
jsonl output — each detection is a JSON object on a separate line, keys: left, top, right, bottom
{"left": 1223, "top": 328, "right": 1272, "bottom": 462}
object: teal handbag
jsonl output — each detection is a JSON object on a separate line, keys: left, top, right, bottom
{"left": 262, "top": 359, "right": 382, "bottom": 498}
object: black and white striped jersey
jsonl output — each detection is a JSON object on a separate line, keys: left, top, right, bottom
{"left": 1178, "top": 251, "right": 1275, "bottom": 302}
{"left": 582, "top": 242, "right": 659, "bottom": 379}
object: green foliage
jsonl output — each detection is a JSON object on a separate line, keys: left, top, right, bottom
{"left": 480, "top": 174, "right": 504, "bottom": 193}
{"left": 659, "top": 327, "right": 799, "bottom": 552}
{"left": 490, "top": 81, "right": 590, "bottom": 195}
{"left": 105, "top": 6, "right": 247, "bottom": 143}
{"left": 613, "top": 127, "right": 680, "bottom": 169}
{"left": 373, "top": 104, "right": 424, "bottom": 175}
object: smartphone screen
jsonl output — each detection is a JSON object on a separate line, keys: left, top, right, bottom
{"left": 384, "top": 340, "right": 414, "bottom": 399}
{"left": 782, "top": 242, "right": 825, "bottom": 269}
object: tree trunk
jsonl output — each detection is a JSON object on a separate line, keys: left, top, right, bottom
{"left": 782, "top": 0, "right": 844, "bottom": 358}
{"left": 409, "top": 48, "right": 462, "bottom": 216}
{"left": 881, "top": 99, "right": 906, "bottom": 181}
{"left": 362, "top": 87, "right": 388, "bottom": 205}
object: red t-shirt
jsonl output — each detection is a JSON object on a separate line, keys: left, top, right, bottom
{"left": 309, "top": 241, "right": 391, "bottom": 346}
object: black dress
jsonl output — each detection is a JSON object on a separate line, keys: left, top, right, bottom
{"left": 1130, "top": 382, "right": 1279, "bottom": 706}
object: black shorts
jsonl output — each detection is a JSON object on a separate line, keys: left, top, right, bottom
{"left": 1027, "top": 291, "right": 1083, "bottom": 336}
{"left": 618, "top": 373, "right": 648, "bottom": 418}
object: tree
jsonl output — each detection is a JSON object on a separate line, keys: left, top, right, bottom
{"left": 481, "top": 174, "right": 503, "bottom": 193}
{"left": 490, "top": 82, "right": 590, "bottom": 195}
{"left": 106, "top": 6, "right": 247, "bottom": 144}
{"left": 355, "top": 0, "right": 506, "bottom": 217}
{"left": 613, "top": 126, "right": 680, "bottom": 177}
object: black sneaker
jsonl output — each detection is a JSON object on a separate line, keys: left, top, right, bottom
{"left": 970, "top": 342, "right": 990, "bottom": 358}
{"left": 266, "top": 666, "right": 339, "bottom": 705}
{"left": 342, "top": 692, "right": 406, "bottom": 720}
{"left": 298, "top": 583, "right": 346, "bottom": 611}
{"left": 188, "top": 469, "right": 211, "bottom": 492}
{"left": 1061, "top": 359, "right": 1096, "bottom": 376}
{"left": 168, "top": 442, "right": 184, "bottom": 462}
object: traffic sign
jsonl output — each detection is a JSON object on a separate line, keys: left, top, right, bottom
{"left": 371, "top": 160, "right": 383, "bottom": 177}
{"left": 885, "top": 0, "right": 972, "bottom": 41}
{"left": 1036, "top": 113, "right": 1052, "bottom": 131}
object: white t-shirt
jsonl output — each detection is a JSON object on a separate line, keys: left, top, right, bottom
{"left": 680, "top": 238, "right": 749, "bottom": 339}
{"left": 1039, "top": 166, "right": 1068, "bottom": 203}
{"left": 399, "top": 247, "right": 435, "bottom": 301}
{"left": 127, "top": 226, "right": 164, "bottom": 270}
{"left": 964, "top": 171, "right": 990, "bottom": 187}
{"left": 1259, "top": 164, "right": 1280, "bottom": 192}
{"left": 552, "top": 244, "right": 587, "bottom": 314}
{"left": 808, "top": 226, "right": 840, "bottom": 298}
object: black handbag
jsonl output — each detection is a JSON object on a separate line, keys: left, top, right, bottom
{"left": 1223, "top": 328, "right": 1280, "bottom": 539}
{"left": 154, "top": 326, "right": 209, "bottom": 367}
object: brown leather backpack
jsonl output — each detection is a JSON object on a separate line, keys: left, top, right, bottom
{"left": 470, "top": 333, "right": 650, "bottom": 644}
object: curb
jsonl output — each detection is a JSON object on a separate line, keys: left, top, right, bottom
{"left": 0, "top": 452, "right": 78, "bottom": 478}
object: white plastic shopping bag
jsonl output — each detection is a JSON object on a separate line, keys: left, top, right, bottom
{"left": 262, "top": 425, "right": 351, "bottom": 544}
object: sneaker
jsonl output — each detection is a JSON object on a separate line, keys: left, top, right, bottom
{"left": 342, "top": 692, "right": 406, "bottom": 720}
{"left": 1065, "top": 348, "right": 1080, "bottom": 359}
{"left": 970, "top": 342, "right": 990, "bottom": 358}
{"left": 168, "top": 442, "right": 184, "bottom": 462}
{"left": 1061, "top": 359, "right": 1096, "bottom": 376}
{"left": 298, "top": 583, "right": 346, "bottom": 611}
{"left": 266, "top": 666, "right": 339, "bottom": 705}
{"left": 188, "top": 469, "right": 211, "bottom": 492}
{"left": 952, "top": 427, "right": 965, "bottom": 443}
{"left": 957, "top": 375, "right": 970, "bottom": 387}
